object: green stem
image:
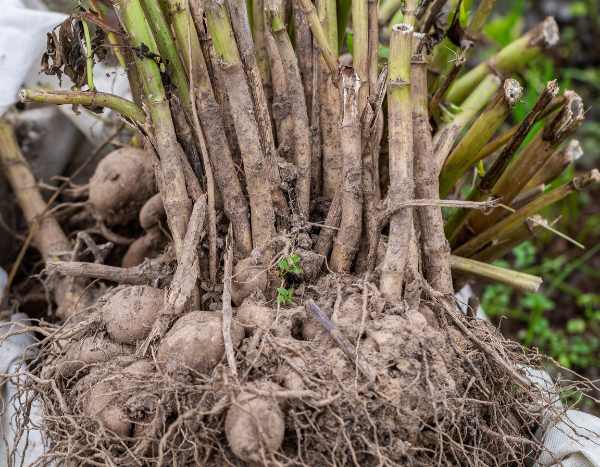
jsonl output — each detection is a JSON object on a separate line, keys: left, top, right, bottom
{"left": 445, "top": 81, "right": 560, "bottom": 243}
{"left": 352, "top": 0, "right": 369, "bottom": 112}
{"left": 114, "top": 0, "right": 192, "bottom": 259}
{"left": 140, "top": 0, "right": 191, "bottom": 112}
{"left": 525, "top": 139, "right": 582, "bottom": 191}
{"left": 433, "top": 74, "right": 501, "bottom": 166}
{"left": 380, "top": 23, "right": 414, "bottom": 300}
{"left": 450, "top": 255, "right": 542, "bottom": 292}
{"left": 468, "top": 90, "right": 583, "bottom": 235}
{"left": 453, "top": 170, "right": 600, "bottom": 258}
{"left": 20, "top": 89, "right": 145, "bottom": 124}
{"left": 471, "top": 95, "right": 566, "bottom": 164}
{"left": 81, "top": 19, "right": 96, "bottom": 91}
{"left": 439, "top": 79, "right": 522, "bottom": 197}
{"left": 472, "top": 215, "right": 544, "bottom": 263}
{"left": 378, "top": 0, "right": 402, "bottom": 25}
{"left": 467, "top": 0, "right": 497, "bottom": 35}
{"left": 446, "top": 17, "right": 559, "bottom": 105}
{"left": 297, "top": 0, "right": 338, "bottom": 75}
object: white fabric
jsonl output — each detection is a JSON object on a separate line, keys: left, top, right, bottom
{"left": 535, "top": 410, "right": 600, "bottom": 467}
{"left": 0, "top": 314, "right": 46, "bottom": 466}
{"left": 0, "top": 0, "right": 131, "bottom": 143}
{"left": 458, "top": 285, "right": 600, "bottom": 467}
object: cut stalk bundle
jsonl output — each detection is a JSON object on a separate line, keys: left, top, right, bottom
{"left": 4, "top": 0, "right": 599, "bottom": 465}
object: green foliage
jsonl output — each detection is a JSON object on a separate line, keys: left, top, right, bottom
{"left": 482, "top": 0, "right": 525, "bottom": 48}
{"left": 277, "top": 253, "right": 303, "bottom": 276}
{"left": 276, "top": 287, "right": 295, "bottom": 305}
{"left": 276, "top": 253, "right": 302, "bottom": 305}
{"left": 481, "top": 241, "right": 600, "bottom": 370}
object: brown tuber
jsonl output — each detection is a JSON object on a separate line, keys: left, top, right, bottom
{"left": 236, "top": 298, "right": 275, "bottom": 332}
{"left": 79, "top": 361, "right": 155, "bottom": 437}
{"left": 56, "top": 335, "right": 132, "bottom": 379}
{"left": 89, "top": 147, "right": 157, "bottom": 226}
{"left": 102, "top": 286, "right": 164, "bottom": 344}
{"left": 231, "top": 257, "right": 268, "bottom": 306}
{"left": 157, "top": 311, "right": 244, "bottom": 373}
{"left": 225, "top": 383, "right": 286, "bottom": 463}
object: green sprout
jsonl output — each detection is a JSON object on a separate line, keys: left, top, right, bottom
{"left": 275, "top": 253, "right": 302, "bottom": 305}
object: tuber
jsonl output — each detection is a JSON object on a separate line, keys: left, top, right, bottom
{"left": 102, "top": 286, "right": 164, "bottom": 344}
{"left": 157, "top": 311, "right": 244, "bottom": 374}
{"left": 225, "top": 383, "right": 286, "bottom": 463}
{"left": 89, "top": 147, "right": 157, "bottom": 226}
{"left": 231, "top": 257, "right": 268, "bottom": 306}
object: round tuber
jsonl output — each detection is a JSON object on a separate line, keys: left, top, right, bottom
{"left": 157, "top": 311, "right": 244, "bottom": 374}
{"left": 225, "top": 383, "right": 286, "bottom": 462}
{"left": 102, "top": 285, "right": 164, "bottom": 344}
{"left": 89, "top": 147, "right": 156, "bottom": 226}
{"left": 231, "top": 257, "right": 268, "bottom": 306}
{"left": 236, "top": 298, "right": 274, "bottom": 332}
{"left": 56, "top": 334, "right": 132, "bottom": 379}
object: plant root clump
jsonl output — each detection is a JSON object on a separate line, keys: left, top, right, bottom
{"left": 8, "top": 274, "right": 562, "bottom": 467}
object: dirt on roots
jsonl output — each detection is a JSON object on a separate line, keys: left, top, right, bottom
{"left": 4, "top": 272, "right": 573, "bottom": 467}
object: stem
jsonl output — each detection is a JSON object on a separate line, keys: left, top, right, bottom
{"left": 20, "top": 89, "right": 145, "bottom": 124}
{"left": 140, "top": 0, "right": 191, "bottom": 111}
{"left": 177, "top": 0, "right": 254, "bottom": 258}
{"left": 114, "top": 0, "right": 192, "bottom": 260}
{"left": 445, "top": 80, "right": 560, "bottom": 244}
{"left": 439, "top": 79, "right": 522, "bottom": 197}
{"left": 329, "top": 69, "right": 363, "bottom": 273}
{"left": 353, "top": 0, "right": 369, "bottom": 113}
{"left": 315, "top": 186, "right": 342, "bottom": 261}
{"left": 293, "top": 0, "right": 313, "bottom": 113}
{"left": 0, "top": 120, "right": 89, "bottom": 317}
{"left": 381, "top": 24, "right": 414, "bottom": 300}
{"left": 467, "top": 0, "right": 497, "bottom": 35}
{"left": 267, "top": 0, "right": 312, "bottom": 219}
{"left": 472, "top": 95, "right": 565, "bottom": 163}
{"left": 266, "top": 30, "right": 294, "bottom": 161}
{"left": 225, "top": 0, "right": 289, "bottom": 218}
{"left": 473, "top": 215, "right": 544, "bottom": 263}
{"left": 433, "top": 74, "right": 501, "bottom": 168}
{"left": 412, "top": 38, "right": 453, "bottom": 293}
{"left": 378, "top": 0, "right": 402, "bottom": 25}
{"left": 450, "top": 255, "right": 542, "bottom": 292}
{"left": 525, "top": 139, "right": 582, "bottom": 191}
{"left": 81, "top": 19, "right": 96, "bottom": 91}
{"left": 446, "top": 17, "right": 559, "bottom": 105}
{"left": 469, "top": 90, "right": 583, "bottom": 235}
{"left": 205, "top": 0, "right": 276, "bottom": 248}
{"left": 251, "top": 0, "right": 270, "bottom": 85}
{"left": 453, "top": 170, "right": 600, "bottom": 258}
{"left": 296, "top": 0, "right": 338, "bottom": 75}
{"left": 316, "top": 0, "right": 342, "bottom": 199}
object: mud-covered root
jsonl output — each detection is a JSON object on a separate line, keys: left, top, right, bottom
{"left": 89, "top": 146, "right": 157, "bottom": 226}
{"left": 157, "top": 311, "right": 244, "bottom": 374}
{"left": 225, "top": 382, "right": 286, "bottom": 463}
{"left": 102, "top": 285, "right": 165, "bottom": 344}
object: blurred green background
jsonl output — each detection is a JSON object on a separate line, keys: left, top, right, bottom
{"left": 476, "top": 0, "right": 600, "bottom": 400}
